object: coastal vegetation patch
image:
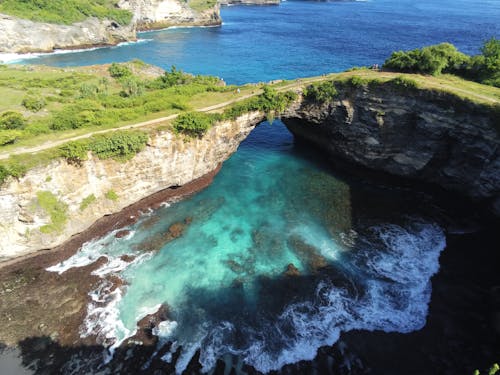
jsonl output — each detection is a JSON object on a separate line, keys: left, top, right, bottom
{"left": 36, "top": 191, "right": 68, "bottom": 234}
{"left": 0, "top": 0, "right": 133, "bottom": 25}
{"left": 79, "top": 194, "right": 96, "bottom": 211}
{"left": 173, "top": 86, "right": 298, "bottom": 137}
{"left": 384, "top": 38, "right": 500, "bottom": 87}
{"left": 105, "top": 189, "right": 118, "bottom": 201}
{"left": 0, "top": 63, "right": 237, "bottom": 148}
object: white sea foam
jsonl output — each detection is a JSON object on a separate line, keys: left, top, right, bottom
{"left": 172, "top": 221, "right": 446, "bottom": 374}
{"left": 153, "top": 320, "right": 179, "bottom": 338}
{"left": 0, "top": 39, "right": 152, "bottom": 64}
{"left": 46, "top": 229, "right": 139, "bottom": 274}
{"left": 80, "top": 280, "right": 129, "bottom": 349}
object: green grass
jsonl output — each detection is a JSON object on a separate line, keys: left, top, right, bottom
{"left": 36, "top": 191, "right": 68, "bottom": 234}
{"left": 0, "top": 0, "right": 132, "bottom": 25}
{"left": 79, "top": 194, "right": 96, "bottom": 211}
{"left": 1, "top": 63, "right": 499, "bottom": 184}
{"left": 0, "top": 63, "right": 256, "bottom": 152}
{"left": 105, "top": 190, "right": 118, "bottom": 201}
{"left": 187, "top": 0, "right": 217, "bottom": 12}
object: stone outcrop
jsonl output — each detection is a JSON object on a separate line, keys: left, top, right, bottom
{"left": 0, "top": 15, "right": 136, "bottom": 54}
{"left": 283, "top": 84, "right": 500, "bottom": 214}
{"left": 117, "top": 0, "right": 221, "bottom": 30}
{"left": 0, "top": 112, "right": 263, "bottom": 260}
{"left": 0, "top": 0, "right": 221, "bottom": 53}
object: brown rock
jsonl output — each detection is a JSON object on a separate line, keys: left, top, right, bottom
{"left": 115, "top": 230, "right": 131, "bottom": 239}
{"left": 284, "top": 263, "right": 300, "bottom": 277}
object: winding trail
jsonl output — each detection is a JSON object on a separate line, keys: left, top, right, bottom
{"left": 1, "top": 72, "right": 498, "bottom": 160}
{"left": 0, "top": 78, "right": 322, "bottom": 160}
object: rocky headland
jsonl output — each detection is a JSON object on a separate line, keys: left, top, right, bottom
{"left": 0, "top": 0, "right": 221, "bottom": 54}
{"left": 118, "top": 0, "right": 221, "bottom": 31}
{"left": 282, "top": 80, "right": 500, "bottom": 215}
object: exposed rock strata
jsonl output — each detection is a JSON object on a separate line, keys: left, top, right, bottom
{"left": 283, "top": 85, "right": 500, "bottom": 214}
{"left": 0, "top": 15, "right": 136, "bottom": 54}
{"left": 0, "top": 0, "right": 221, "bottom": 53}
{"left": 0, "top": 112, "right": 263, "bottom": 260}
{"left": 118, "top": 0, "right": 221, "bottom": 31}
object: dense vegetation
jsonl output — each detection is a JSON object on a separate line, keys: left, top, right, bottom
{"left": 173, "top": 86, "right": 298, "bottom": 137}
{"left": 0, "top": 63, "right": 234, "bottom": 146}
{"left": 0, "top": 0, "right": 133, "bottom": 25}
{"left": 59, "top": 130, "right": 149, "bottom": 163}
{"left": 303, "top": 81, "right": 338, "bottom": 103}
{"left": 384, "top": 38, "right": 500, "bottom": 87}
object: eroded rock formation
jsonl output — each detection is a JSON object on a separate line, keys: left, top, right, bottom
{"left": 283, "top": 83, "right": 500, "bottom": 214}
{"left": 0, "top": 112, "right": 263, "bottom": 260}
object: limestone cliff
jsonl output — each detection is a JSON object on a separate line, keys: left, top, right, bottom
{"left": 283, "top": 83, "right": 500, "bottom": 214}
{"left": 0, "top": 0, "right": 220, "bottom": 53}
{"left": 0, "top": 112, "right": 262, "bottom": 260}
{"left": 0, "top": 14, "right": 136, "bottom": 54}
{"left": 118, "top": 0, "right": 221, "bottom": 30}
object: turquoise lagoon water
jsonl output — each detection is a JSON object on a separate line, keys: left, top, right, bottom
{"left": 49, "top": 122, "right": 446, "bottom": 372}
{"left": 39, "top": 0, "right": 500, "bottom": 372}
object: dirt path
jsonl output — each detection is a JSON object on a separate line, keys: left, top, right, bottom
{"left": 1, "top": 73, "right": 497, "bottom": 161}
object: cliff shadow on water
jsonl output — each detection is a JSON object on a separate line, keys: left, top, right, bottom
{"left": 0, "top": 121, "right": 499, "bottom": 375}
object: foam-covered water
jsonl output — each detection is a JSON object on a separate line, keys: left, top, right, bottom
{"left": 49, "top": 122, "right": 446, "bottom": 373}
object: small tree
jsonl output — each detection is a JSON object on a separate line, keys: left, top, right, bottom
{"left": 108, "top": 63, "right": 132, "bottom": 79}
{"left": 0, "top": 111, "right": 25, "bottom": 129}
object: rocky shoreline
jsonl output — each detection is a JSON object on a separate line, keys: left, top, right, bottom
{"left": 0, "top": 164, "right": 498, "bottom": 375}
{"left": 0, "top": 0, "right": 222, "bottom": 54}
{"left": 0, "top": 164, "right": 221, "bottom": 347}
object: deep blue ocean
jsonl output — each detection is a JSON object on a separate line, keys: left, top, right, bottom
{"left": 20, "top": 0, "right": 500, "bottom": 373}
{"left": 18, "top": 0, "right": 500, "bottom": 84}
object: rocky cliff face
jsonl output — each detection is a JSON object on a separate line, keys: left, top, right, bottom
{"left": 283, "top": 84, "right": 500, "bottom": 213}
{"left": 0, "top": 14, "right": 136, "bottom": 53}
{"left": 0, "top": 112, "right": 262, "bottom": 260}
{"left": 118, "top": 0, "right": 221, "bottom": 30}
{"left": 0, "top": 0, "right": 221, "bottom": 53}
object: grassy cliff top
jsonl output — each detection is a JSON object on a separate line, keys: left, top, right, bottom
{"left": 0, "top": 0, "right": 133, "bottom": 25}
{"left": 0, "top": 62, "right": 498, "bottom": 185}
{"left": 323, "top": 69, "right": 500, "bottom": 106}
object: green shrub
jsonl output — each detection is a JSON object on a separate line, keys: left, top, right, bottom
{"left": 22, "top": 96, "right": 46, "bottom": 112}
{"left": 88, "top": 131, "right": 148, "bottom": 160}
{"left": 304, "top": 81, "right": 338, "bottom": 103}
{"left": 0, "top": 130, "right": 23, "bottom": 146}
{"left": 383, "top": 39, "right": 500, "bottom": 87}
{"left": 36, "top": 191, "right": 68, "bottom": 234}
{"left": 0, "top": 111, "right": 26, "bottom": 130}
{"left": 120, "top": 77, "right": 144, "bottom": 97}
{"left": 108, "top": 63, "right": 132, "bottom": 79}
{"left": 348, "top": 76, "right": 367, "bottom": 87}
{"left": 105, "top": 189, "right": 119, "bottom": 201}
{"left": 79, "top": 83, "right": 99, "bottom": 99}
{"left": 389, "top": 75, "right": 419, "bottom": 90}
{"left": 80, "top": 194, "right": 96, "bottom": 211}
{"left": 59, "top": 140, "right": 89, "bottom": 164}
{"left": 173, "top": 112, "right": 215, "bottom": 137}
{"left": 384, "top": 43, "right": 469, "bottom": 76}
